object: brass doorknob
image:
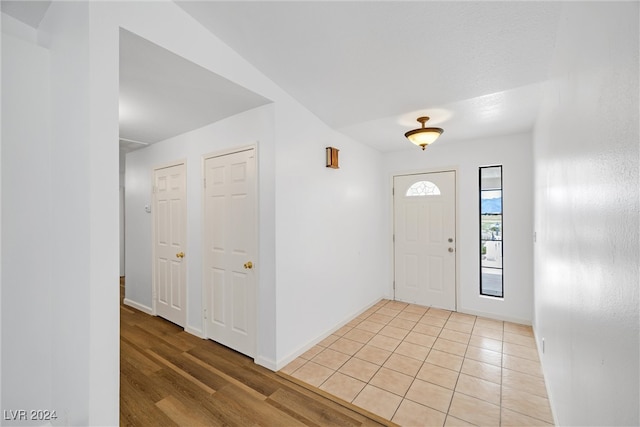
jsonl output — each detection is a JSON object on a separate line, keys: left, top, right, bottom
{"left": 243, "top": 261, "right": 253, "bottom": 269}
{"left": 176, "top": 252, "right": 185, "bottom": 258}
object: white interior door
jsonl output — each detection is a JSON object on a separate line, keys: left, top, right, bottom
{"left": 394, "top": 171, "right": 456, "bottom": 310}
{"left": 153, "top": 162, "right": 187, "bottom": 327}
{"left": 203, "top": 148, "right": 256, "bottom": 358}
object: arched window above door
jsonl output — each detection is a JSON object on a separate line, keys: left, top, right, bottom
{"left": 405, "top": 180, "right": 441, "bottom": 197}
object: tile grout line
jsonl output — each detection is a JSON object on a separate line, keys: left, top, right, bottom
{"left": 436, "top": 310, "right": 457, "bottom": 427}
{"left": 371, "top": 301, "right": 421, "bottom": 420}
{"left": 443, "top": 315, "right": 475, "bottom": 426}
{"left": 389, "top": 303, "right": 458, "bottom": 423}
{"left": 351, "top": 303, "right": 402, "bottom": 421}
{"left": 284, "top": 300, "right": 550, "bottom": 425}
{"left": 387, "top": 302, "right": 434, "bottom": 422}
{"left": 317, "top": 300, "right": 409, "bottom": 407}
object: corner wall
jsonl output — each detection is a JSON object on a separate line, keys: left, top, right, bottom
{"left": 39, "top": 2, "right": 121, "bottom": 424}
{"left": 125, "top": 105, "right": 276, "bottom": 356}
{"left": 1, "top": 1, "right": 121, "bottom": 424}
{"left": 382, "top": 133, "right": 534, "bottom": 324}
{"left": 532, "top": 2, "right": 639, "bottom": 425}
{"left": 273, "top": 100, "right": 387, "bottom": 366}
{"left": 112, "top": 1, "right": 387, "bottom": 369}
{"left": 1, "top": 24, "right": 53, "bottom": 425}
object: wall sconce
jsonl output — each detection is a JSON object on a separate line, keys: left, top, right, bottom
{"left": 326, "top": 147, "right": 339, "bottom": 169}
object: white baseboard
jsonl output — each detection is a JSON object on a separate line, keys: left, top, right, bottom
{"left": 255, "top": 355, "right": 278, "bottom": 371}
{"left": 185, "top": 325, "right": 205, "bottom": 339}
{"left": 532, "top": 327, "right": 559, "bottom": 427}
{"left": 274, "top": 296, "right": 385, "bottom": 371}
{"left": 123, "top": 298, "right": 153, "bottom": 315}
{"left": 457, "top": 307, "right": 532, "bottom": 326}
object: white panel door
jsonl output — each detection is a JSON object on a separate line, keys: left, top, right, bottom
{"left": 203, "top": 148, "right": 256, "bottom": 358}
{"left": 394, "top": 171, "right": 456, "bottom": 310}
{"left": 153, "top": 162, "right": 187, "bottom": 327}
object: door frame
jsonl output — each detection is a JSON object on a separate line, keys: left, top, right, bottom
{"left": 391, "top": 167, "right": 459, "bottom": 310}
{"left": 151, "top": 159, "right": 188, "bottom": 321}
{"left": 201, "top": 144, "right": 259, "bottom": 356}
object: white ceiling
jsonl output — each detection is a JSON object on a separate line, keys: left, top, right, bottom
{"left": 2, "top": 1, "right": 564, "bottom": 153}
{"left": 1, "top": 1, "right": 273, "bottom": 153}
{"left": 119, "top": 29, "right": 271, "bottom": 151}
{"left": 0, "top": 0, "right": 51, "bottom": 28}
{"left": 176, "top": 1, "right": 562, "bottom": 152}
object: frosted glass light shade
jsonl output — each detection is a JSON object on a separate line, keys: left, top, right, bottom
{"left": 406, "top": 129, "right": 443, "bottom": 147}
{"left": 404, "top": 116, "right": 443, "bottom": 150}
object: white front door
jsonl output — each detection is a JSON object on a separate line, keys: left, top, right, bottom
{"left": 203, "top": 148, "right": 256, "bottom": 358}
{"left": 394, "top": 171, "right": 456, "bottom": 310}
{"left": 153, "top": 162, "right": 187, "bottom": 327}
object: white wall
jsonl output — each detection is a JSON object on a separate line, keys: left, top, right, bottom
{"left": 40, "top": 2, "right": 120, "bottom": 424}
{"left": 127, "top": 102, "right": 388, "bottom": 370}
{"left": 112, "top": 1, "right": 285, "bottom": 368}
{"left": 5, "top": 2, "right": 638, "bottom": 424}
{"left": 114, "top": 2, "right": 387, "bottom": 369}
{"left": 2, "top": 2, "right": 120, "bottom": 424}
{"left": 273, "top": 101, "right": 387, "bottom": 366}
{"left": 125, "top": 105, "right": 276, "bottom": 344}
{"left": 532, "top": 2, "right": 639, "bottom": 426}
{"left": 40, "top": 5, "right": 93, "bottom": 424}
{"left": 120, "top": 149, "right": 126, "bottom": 276}
{"left": 125, "top": 101, "right": 388, "bottom": 370}
{"left": 1, "top": 12, "right": 38, "bottom": 43}
{"left": 383, "top": 133, "right": 534, "bottom": 324}
{"left": 1, "top": 28, "right": 53, "bottom": 425}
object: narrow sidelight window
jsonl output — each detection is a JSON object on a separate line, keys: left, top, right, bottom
{"left": 479, "top": 166, "right": 503, "bottom": 297}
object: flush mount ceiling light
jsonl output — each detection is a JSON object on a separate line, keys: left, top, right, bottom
{"left": 404, "top": 116, "right": 443, "bottom": 150}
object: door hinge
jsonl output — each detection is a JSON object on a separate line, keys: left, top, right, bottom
{"left": 203, "top": 308, "right": 207, "bottom": 320}
{"left": 393, "top": 281, "right": 396, "bottom": 290}
{"left": 393, "top": 234, "right": 395, "bottom": 243}
{"left": 152, "top": 185, "right": 157, "bottom": 194}
{"left": 203, "top": 178, "right": 206, "bottom": 189}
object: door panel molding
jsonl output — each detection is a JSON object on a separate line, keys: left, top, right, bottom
{"left": 393, "top": 170, "right": 457, "bottom": 311}
{"left": 152, "top": 160, "right": 187, "bottom": 327}
{"left": 202, "top": 145, "right": 258, "bottom": 358}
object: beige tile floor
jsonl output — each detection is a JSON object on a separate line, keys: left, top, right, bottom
{"left": 280, "top": 299, "right": 554, "bottom": 426}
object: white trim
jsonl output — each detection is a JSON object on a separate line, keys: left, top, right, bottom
{"left": 274, "top": 297, "right": 384, "bottom": 371}
{"left": 254, "top": 356, "right": 278, "bottom": 371}
{"left": 200, "top": 155, "right": 207, "bottom": 336}
{"left": 202, "top": 143, "right": 256, "bottom": 160}
{"left": 533, "top": 327, "right": 560, "bottom": 427}
{"left": 184, "top": 325, "right": 205, "bottom": 339}
{"left": 123, "top": 298, "right": 153, "bottom": 315}
{"left": 151, "top": 159, "right": 187, "bottom": 325}
{"left": 458, "top": 307, "right": 531, "bottom": 326}
{"left": 119, "top": 137, "right": 149, "bottom": 146}
{"left": 152, "top": 158, "right": 188, "bottom": 172}
{"left": 201, "top": 143, "right": 259, "bottom": 358}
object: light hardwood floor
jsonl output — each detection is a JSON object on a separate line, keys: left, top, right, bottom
{"left": 120, "top": 284, "right": 391, "bottom": 426}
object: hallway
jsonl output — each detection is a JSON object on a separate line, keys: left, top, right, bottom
{"left": 120, "top": 283, "right": 390, "bottom": 426}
